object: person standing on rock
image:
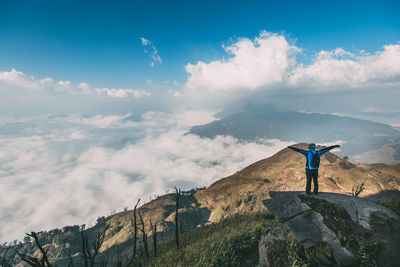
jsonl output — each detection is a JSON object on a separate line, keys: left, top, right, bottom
{"left": 288, "top": 143, "right": 340, "bottom": 195}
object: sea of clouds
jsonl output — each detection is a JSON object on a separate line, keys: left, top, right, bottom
{"left": 0, "top": 110, "right": 293, "bottom": 242}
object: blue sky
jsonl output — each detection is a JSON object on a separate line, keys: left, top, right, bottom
{"left": 1, "top": 0, "right": 399, "bottom": 89}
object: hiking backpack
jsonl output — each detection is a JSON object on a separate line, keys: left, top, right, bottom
{"left": 309, "top": 151, "right": 320, "bottom": 168}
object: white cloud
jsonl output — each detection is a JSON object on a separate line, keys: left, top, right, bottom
{"left": 65, "top": 113, "right": 134, "bottom": 128}
{"left": 317, "top": 47, "right": 355, "bottom": 59}
{"left": 359, "top": 106, "right": 387, "bottom": 113}
{"left": 145, "top": 78, "right": 180, "bottom": 91}
{"left": 289, "top": 43, "right": 400, "bottom": 89}
{"left": 184, "top": 31, "right": 299, "bottom": 93}
{"left": 140, "top": 37, "right": 150, "bottom": 46}
{"left": 181, "top": 31, "right": 400, "bottom": 106}
{"left": 0, "top": 69, "right": 54, "bottom": 91}
{"left": 77, "top": 82, "right": 92, "bottom": 95}
{"left": 168, "top": 89, "right": 182, "bottom": 97}
{"left": 0, "top": 111, "right": 291, "bottom": 242}
{"left": 95, "top": 88, "right": 151, "bottom": 98}
{"left": 0, "top": 69, "right": 151, "bottom": 98}
{"left": 55, "top": 80, "right": 72, "bottom": 92}
{"left": 140, "top": 37, "right": 162, "bottom": 67}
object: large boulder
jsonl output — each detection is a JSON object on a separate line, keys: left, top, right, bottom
{"left": 260, "top": 191, "right": 400, "bottom": 266}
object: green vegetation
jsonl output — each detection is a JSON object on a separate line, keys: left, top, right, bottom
{"left": 356, "top": 241, "right": 379, "bottom": 267}
{"left": 132, "top": 213, "right": 274, "bottom": 267}
{"left": 287, "top": 238, "right": 308, "bottom": 267}
{"left": 0, "top": 226, "right": 82, "bottom": 265}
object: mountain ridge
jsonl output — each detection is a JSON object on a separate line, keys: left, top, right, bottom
{"left": 189, "top": 104, "right": 400, "bottom": 164}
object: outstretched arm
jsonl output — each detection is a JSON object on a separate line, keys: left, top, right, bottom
{"left": 319, "top": 145, "right": 340, "bottom": 155}
{"left": 288, "top": 146, "right": 307, "bottom": 155}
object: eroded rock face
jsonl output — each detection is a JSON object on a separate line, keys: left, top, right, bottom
{"left": 260, "top": 192, "right": 400, "bottom": 267}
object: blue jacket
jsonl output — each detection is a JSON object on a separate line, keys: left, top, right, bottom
{"left": 288, "top": 145, "right": 339, "bottom": 170}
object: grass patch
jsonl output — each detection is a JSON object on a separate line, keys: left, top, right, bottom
{"left": 132, "top": 213, "right": 274, "bottom": 267}
{"left": 287, "top": 238, "right": 308, "bottom": 267}
{"left": 356, "top": 241, "right": 379, "bottom": 267}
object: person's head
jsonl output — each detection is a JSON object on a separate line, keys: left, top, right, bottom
{"left": 308, "top": 143, "right": 316, "bottom": 150}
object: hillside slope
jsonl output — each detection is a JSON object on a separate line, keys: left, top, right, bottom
{"left": 194, "top": 143, "right": 400, "bottom": 222}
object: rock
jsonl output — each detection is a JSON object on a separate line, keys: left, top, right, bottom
{"left": 261, "top": 191, "right": 400, "bottom": 266}
{"left": 266, "top": 191, "right": 310, "bottom": 222}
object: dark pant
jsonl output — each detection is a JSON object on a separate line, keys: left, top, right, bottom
{"left": 306, "top": 169, "right": 319, "bottom": 194}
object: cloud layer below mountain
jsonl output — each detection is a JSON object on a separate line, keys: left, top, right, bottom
{"left": 0, "top": 110, "right": 293, "bottom": 242}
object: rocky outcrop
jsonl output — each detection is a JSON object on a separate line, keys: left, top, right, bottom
{"left": 260, "top": 191, "right": 400, "bottom": 266}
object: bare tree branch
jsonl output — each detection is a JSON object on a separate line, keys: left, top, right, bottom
{"left": 351, "top": 179, "right": 366, "bottom": 197}
{"left": 28, "top": 232, "right": 52, "bottom": 267}
{"left": 174, "top": 186, "right": 181, "bottom": 249}
{"left": 17, "top": 252, "right": 44, "bottom": 267}
{"left": 80, "top": 225, "right": 105, "bottom": 267}
{"left": 138, "top": 210, "right": 149, "bottom": 259}
{"left": 150, "top": 218, "right": 158, "bottom": 257}
{"left": 133, "top": 199, "right": 140, "bottom": 259}
{"left": 17, "top": 232, "right": 52, "bottom": 267}
{"left": 80, "top": 226, "right": 89, "bottom": 267}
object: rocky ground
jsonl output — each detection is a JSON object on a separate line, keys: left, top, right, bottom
{"left": 260, "top": 191, "right": 400, "bottom": 266}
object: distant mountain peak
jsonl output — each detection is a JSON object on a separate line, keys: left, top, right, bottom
{"left": 189, "top": 107, "right": 400, "bottom": 164}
